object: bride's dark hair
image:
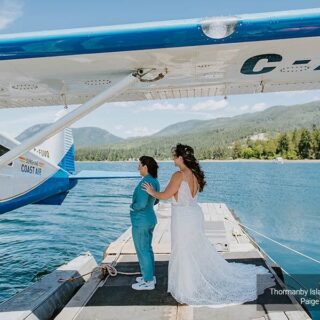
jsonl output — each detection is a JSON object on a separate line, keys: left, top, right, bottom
{"left": 171, "top": 143, "right": 206, "bottom": 192}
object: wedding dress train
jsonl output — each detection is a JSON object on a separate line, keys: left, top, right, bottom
{"left": 167, "top": 179, "right": 276, "bottom": 307}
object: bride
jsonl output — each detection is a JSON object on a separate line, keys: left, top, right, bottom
{"left": 143, "top": 143, "right": 275, "bottom": 307}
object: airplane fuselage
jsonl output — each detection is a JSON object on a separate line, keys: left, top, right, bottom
{"left": 0, "top": 132, "right": 77, "bottom": 214}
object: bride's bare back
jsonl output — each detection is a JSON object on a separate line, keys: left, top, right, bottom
{"left": 173, "top": 170, "right": 199, "bottom": 202}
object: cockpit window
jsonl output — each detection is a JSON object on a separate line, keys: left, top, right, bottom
{"left": 0, "top": 145, "right": 12, "bottom": 166}
{"left": 0, "top": 145, "right": 9, "bottom": 156}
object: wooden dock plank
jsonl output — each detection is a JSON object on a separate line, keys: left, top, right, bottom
{"left": 176, "top": 304, "right": 269, "bottom": 320}
{"left": 285, "top": 310, "right": 312, "bottom": 320}
{"left": 74, "top": 305, "right": 178, "bottom": 320}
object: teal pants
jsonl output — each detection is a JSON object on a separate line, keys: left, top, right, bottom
{"left": 132, "top": 225, "right": 155, "bottom": 282}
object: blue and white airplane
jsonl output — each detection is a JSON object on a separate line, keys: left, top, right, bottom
{"left": 0, "top": 127, "right": 140, "bottom": 214}
{"left": 1, "top": 8, "right": 320, "bottom": 214}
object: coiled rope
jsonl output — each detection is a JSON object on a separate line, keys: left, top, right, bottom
{"left": 58, "top": 232, "right": 140, "bottom": 283}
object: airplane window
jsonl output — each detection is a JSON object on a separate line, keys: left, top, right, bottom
{"left": 0, "top": 145, "right": 13, "bottom": 166}
{"left": 0, "top": 144, "right": 9, "bottom": 156}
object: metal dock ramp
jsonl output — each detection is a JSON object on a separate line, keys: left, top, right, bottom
{"left": 55, "top": 203, "right": 311, "bottom": 320}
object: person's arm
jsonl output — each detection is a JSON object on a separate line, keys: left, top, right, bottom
{"left": 130, "top": 184, "right": 150, "bottom": 211}
{"left": 143, "top": 172, "right": 181, "bottom": 200}
{"left": 154, "top": 180, "right": 160, "bottom": 205}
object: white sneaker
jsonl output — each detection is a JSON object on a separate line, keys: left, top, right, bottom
{"left": 132, "top": 280, "right": 155, "bottom": 291}
{"left": 136, "top": 276, "right": 156, "bottom": 284}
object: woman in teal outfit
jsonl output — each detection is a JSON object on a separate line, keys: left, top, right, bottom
{"left": 130, "top": 156, "right": 160, "bottom": 290}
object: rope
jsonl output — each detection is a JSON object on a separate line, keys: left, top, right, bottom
{"left": 58, "top": 265, "right": 140, "bottom": 283}
{"left": 235, "top": 220, "right": 320, "bottom": 265}
{"left": 224, "top": 216, "right": 320, "bottom": 297}
{"left": 237, "top": 224, "right": 310, "bottom": 292}
{"left": 58, "top": 232, "right": 140, "bottom": 283}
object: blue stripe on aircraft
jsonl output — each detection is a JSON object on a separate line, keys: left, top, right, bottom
{"left": 0, "top": 169, "right": 77, "bottom": 214}
{"left": 0, "top": 10, "right": 319, "bottom": 60}
{"left": 58, "top": 144, "right": 75, "bottom": 174}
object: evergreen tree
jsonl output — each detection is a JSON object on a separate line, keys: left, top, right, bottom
{"left": 312, "top": 128, "right": 320, "bottom": 159}
{"left": 232, "top": 141, "right": 242, "bottom": 159}
{"left": 276, "top": 133, "right": 289, "bottom": 155}
{"left": 298, "top": 129, "right": 312, "bottom": 158}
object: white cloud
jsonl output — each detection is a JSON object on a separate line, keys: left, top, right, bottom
{"left": 125, "top": 126, "right": 157, "bottom": 137}
{"left": 251, "top": 102, "right": 268, "bottom": 112}
{"left": 238, "top": 105, "right": 250, "bottom": 112}
{"left": 226, "top": 102, "right": 269, "bottom": 115}
{"left": 112, "top": 101, "right": 135, "bottom": 108}
{"left": 114, "top": 124, "right": 124, "bottom": 130}
{"left": 0, "top": 0, "right": 23, "bottom": 30}
{"left": 274, "top": 90, "right": 308, "bottom": 97}
{"left": 138, "top": 102, "right": 187, "bottom": 112}
{"left": 1, "top": 112, "right": 55, "bottom": 137}
{"left": 137, "top": 99, "right": 229, "bottom": 113}
{"left": 191, "top": 99, "right": 228, "bottom": 111}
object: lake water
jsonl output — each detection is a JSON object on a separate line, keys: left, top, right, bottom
{"left": 0, "top": 161, "right": 319, "bottom": 318}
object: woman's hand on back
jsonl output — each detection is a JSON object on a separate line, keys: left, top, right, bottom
{"left": 142, "top": 182, "right": 155, "bottom": 196}
{"left": 143, "top": 171, "right": 182, "bottom": 200}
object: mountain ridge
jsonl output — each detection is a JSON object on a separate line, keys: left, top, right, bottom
{"left": 16, "top": 100, "right": 320, "bottom": 150}
{"left": 16, "top": 125, "right": 124, "bottom": 148}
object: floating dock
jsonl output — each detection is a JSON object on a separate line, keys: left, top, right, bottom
{"left": 0, "top": 203, "right": 312, "bottom": 320}
{"left": 56, "top": 202, "right": 311, "bottom": 320}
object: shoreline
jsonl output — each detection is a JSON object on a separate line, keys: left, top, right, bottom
{"left": 76, "top": 159, "right": 320, "bottom": 163}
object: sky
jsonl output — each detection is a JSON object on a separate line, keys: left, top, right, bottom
{"left": 1, "top": 0, "right": 320, "bottom": 138}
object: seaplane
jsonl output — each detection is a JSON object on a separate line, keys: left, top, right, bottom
{"left": 1, "top": 8, "right": 320, "bottom": 214}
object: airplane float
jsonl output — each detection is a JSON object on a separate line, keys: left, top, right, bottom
{"left": 1, "top": 8, "right": 320, "bottom": 214}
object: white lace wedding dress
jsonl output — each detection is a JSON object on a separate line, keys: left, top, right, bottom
{"left": 167, "top": 179, "right": 276, "bottom": 307}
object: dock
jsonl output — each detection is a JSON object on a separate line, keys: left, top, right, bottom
{"left": 54, "top": 202, "right": 311, "bottom": 320}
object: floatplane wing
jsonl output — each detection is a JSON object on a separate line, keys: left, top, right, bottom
{"left": 69, "top": 171, "right": 141, "bottom": 179}
{"left": 0, "top": 8, "right": 320, "bottom": 109}
{"left": 1, "top": 8, "right": 320, "bottom": 214}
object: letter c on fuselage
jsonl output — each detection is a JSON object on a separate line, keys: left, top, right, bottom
{"left": 241, "top": 54, "right": 282, "bottom": 75}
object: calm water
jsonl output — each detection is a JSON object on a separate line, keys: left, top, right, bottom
{"left": 0, "top": 162, "right": 320, "bottom": 318}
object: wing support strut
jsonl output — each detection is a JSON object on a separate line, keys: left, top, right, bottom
{"left": 0, "top": 72, "right": 140, "bottom": 167}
